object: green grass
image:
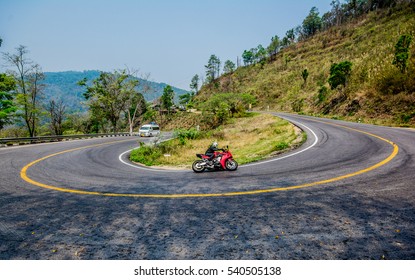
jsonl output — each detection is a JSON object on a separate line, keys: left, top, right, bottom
{"left": 130, "top": 145, "right": 163, "bottom": 166}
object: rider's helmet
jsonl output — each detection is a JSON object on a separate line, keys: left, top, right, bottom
{"left": 212, "top": 141, "right": 218, "bottom": 148}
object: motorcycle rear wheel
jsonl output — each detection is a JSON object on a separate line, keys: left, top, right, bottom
{"left": 192, "top": 160, "right": 206, "bottom": 173}
{"left": 225, "top": 159, "right": 238, "bottom": 171}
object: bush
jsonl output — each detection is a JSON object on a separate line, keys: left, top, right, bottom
{"left": 63, "top": 129, "right": 83, "bottom": 135}
{"left": 276, "top": 141, "right": 289, "bottom": 150}
{"left": 174, "top": 128, "right": 201, "bottom": 145}
{"left": 317, "top": 86, "right": 329, "bottom": 103}
{"left": 291, "top": 99, "right": 304, "bottom": 112}
{"left": 0, "top": 126, "right": 27, "bottom": 138}
{"left": 393, "top": 34, "right": 412, "bottom": 73}
{"left": 399, "top": 112, "right": 415, "bottom": 123}
{"left": 328, "top": 61, "right": 352, "bottom": 89}
{"left": 130, "top": 145, "right": 163, "bottom": 166}
{"left": 377, "top": 71, "right": 408, "bottom": 94}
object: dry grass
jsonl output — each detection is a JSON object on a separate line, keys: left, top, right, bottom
{"left": 197, "top": 6, "right": 415, "bottom": 127}
{"left": 133, "top": 113, "right": 303, "bottom": 168}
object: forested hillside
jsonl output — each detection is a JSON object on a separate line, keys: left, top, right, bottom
{"left": 0, "top": 62, "right": 189, "bottom": 136}
{"left": 2, "top": 0, "right": 414, "bottom": 138}
{"left": 44, "top": 71, "right": 188, "bottom": 112}
{"left": 197, "top": 1, "right": 415, "bottom": 127}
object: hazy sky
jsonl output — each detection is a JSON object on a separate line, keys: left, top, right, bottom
{"left": 1, "top": 0, "right": 333, "bottom": 90}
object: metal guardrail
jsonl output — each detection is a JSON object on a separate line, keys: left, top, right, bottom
{"left": 0, "top": 133, "right": 132, "bottom": 147}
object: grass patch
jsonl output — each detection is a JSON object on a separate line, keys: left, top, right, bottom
{"left": 130, "top": 114, "right": 304, "bottom": 168}
{"left": 130, "top": 145, "right": 162, "bottom": 166}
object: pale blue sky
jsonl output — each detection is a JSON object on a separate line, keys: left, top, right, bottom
{"left": 1, "top": 0, "right": 333, "bottom": 90}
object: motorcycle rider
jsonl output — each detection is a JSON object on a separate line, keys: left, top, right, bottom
{"left": 205, "top": 141, "right": 225, "bottom": 166}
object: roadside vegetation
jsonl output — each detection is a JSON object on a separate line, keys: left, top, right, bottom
{"left": 130, "top": 113, "right": 304, "bottom": 168}
{"left": 195, "top": 1, "right": 415, "bottom": 127}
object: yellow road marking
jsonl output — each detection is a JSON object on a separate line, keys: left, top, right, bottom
{"left": 20, "top": 121, "right": 399, "bottom": 198}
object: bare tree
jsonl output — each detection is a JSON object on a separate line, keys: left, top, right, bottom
{"left": 126, "top": 92, "right": 146, "bottom": 135}
{"left": 3, "top": 45, "right": 44, "bottom": 137}
{"left": 46, "top": 99, "right": 66, "bottom": 135}
{"left": 124, "top": 70, "right": 149, "bottom": 135}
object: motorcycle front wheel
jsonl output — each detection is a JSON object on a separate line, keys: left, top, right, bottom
{"left": 225, "top": 159, "right": 238, "bottom": 171}
{"left": 192, "top": 160, "right": 206, "bottom": 173}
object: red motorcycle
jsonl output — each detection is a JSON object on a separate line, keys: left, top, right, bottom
{"left": 192, "top": 146, "right": 238, "bottom": 173}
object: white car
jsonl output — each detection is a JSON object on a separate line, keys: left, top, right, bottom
{"left": 138, "top": 124, "right": 160, "bottom": 137}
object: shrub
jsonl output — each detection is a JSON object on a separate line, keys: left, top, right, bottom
{"left": 400, "top": 112, "right": 415, "bottom": 123}
{"left": 291, "top": 99, "right": 304, "bottom": 112}
{"left": 276, "top": 141, "right": 289, "bottom": 150}
{"left": 393, "top": 34, "right": 412, "bottom": 74}
{"left": 130, "top": 145, "right": 162, "bottom": 166}
{"left": 301, "top": 69, "right": 309, "bottom": 84}
{"left": 328, "top": 61, "right": 352, "bottom": 89}
{"left": 377, "top": 71, "right": 408, "bottom": 94}
{"left": 174, "top": 128, "right": 201, "bottom": 145}
{"left": 317, "top": 85, "right": 329, "bottom": 103}
{"left": 63, "top": 129, "right": 83, "bottom": 135}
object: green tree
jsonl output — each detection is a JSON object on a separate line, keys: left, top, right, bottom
{"left": 302, "top": 7, "right": 322, "bottom": 38}
{"left": 0, "top": 73, "right": 17, "bottom": 130}
{"left": 190, "top": 74, "right": 199, "bottom": 94}
{"left": 142, "top": 105, "right": 157, "bottom": 123}
{"left": 161, "top": 85, "right": 175, "bottom": 115}
{"left": 281, "top": 36, "right": 290, "bottom": 49}
{"left": 392, "top": 34, "right": 412, "bottom": 74}
{"left": 255, "top": 44, "right": 267, "bottom": 62}
{"left": 285, "top": 29, "right": 296, "bottom": 44}
{"left": 79, "top": 70, "right": 139, "bottom": 133}
{"left": 223, "top": 60, "right": 236, "bottom": 74}
{"left": 205, "top": 54, "right": 221, "bottom": 82}
{"left": 3, "top": 45, "right": 45, "bottom": 137}
{"left": 203, "top": 93, "right": 257, "bottom": 126}
{"left": 242, "top": 49, "right": 254, "bottom": 65}
{"left": 203, "top": 95, "right": 229, "bottom": 125}
{"left": 62, "top": 112, "right": 92, "bottom": 134}
{"left": 328, "top": 61, "right": 353, "bottom": 89}
{"left": 267, "top": 35, "right": 280, "bottom": 57}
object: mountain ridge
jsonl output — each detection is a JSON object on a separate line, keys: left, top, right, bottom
{"left": 43, "top": 70, "right": 188, "bottom": 112}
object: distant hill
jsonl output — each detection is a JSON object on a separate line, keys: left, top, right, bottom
{"left": 43, "top": 70, "right": 189, "bottom": 112}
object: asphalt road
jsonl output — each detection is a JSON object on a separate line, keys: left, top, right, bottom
{"left": 0, "top": 113, "right": 414, "bottom": 259}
